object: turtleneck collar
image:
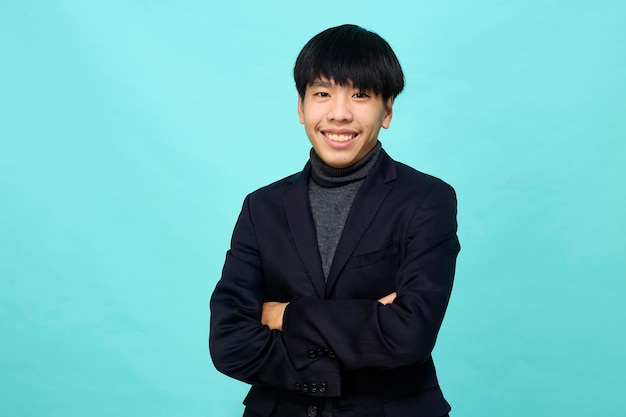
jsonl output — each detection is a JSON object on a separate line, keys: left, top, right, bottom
{"left": 309, "top": 141, "right": 382, "bottom": 188}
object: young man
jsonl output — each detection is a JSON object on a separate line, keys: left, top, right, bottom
{"left": 210, "top": 24, "right": 460, "bottom": 417}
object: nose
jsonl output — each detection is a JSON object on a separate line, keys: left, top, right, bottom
{"left": 327, "top": 95, "right": 353, "bottom": 122}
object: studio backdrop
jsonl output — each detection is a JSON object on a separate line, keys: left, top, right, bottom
{"left": 1, "top": 1, "right": 624, "bottom": 416}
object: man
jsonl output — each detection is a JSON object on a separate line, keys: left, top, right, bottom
{"left": 210, "top": 24, "right": 460, "bottom": 417}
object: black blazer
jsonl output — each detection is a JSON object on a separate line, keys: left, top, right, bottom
{"left": 210, "top": 149, "right": 460, "bottom": 417}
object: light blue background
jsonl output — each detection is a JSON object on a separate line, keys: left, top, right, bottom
{"left": 1, "top": 1, "right": 624, "bottom": 416}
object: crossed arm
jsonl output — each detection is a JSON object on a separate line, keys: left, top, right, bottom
{"left": 211, "top": 182, "right": 459, "bottom": 394}
{"left": 261, "top": 292, "right": 397, "bottom": 331}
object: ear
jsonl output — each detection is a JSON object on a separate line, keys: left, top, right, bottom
{"left": 297, "top": 95, "right": 305, "bottom": 124}
{"left": 381, "top": 97, "right": 394, "bottom": 129}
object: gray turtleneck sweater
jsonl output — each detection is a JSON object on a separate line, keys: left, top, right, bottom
{"left": 308, "top": 142, "right": 382, "bottom": 280}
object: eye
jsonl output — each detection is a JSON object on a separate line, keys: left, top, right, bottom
{"left": 314, "top": 91, "right": 330, "bottom": 97}
{"left": 353, "top": 91, "right": 370, "bottom": 99}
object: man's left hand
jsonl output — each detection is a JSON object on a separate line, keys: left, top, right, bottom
{"left": 261, "top": 302, "right": 289, "bottom": 331}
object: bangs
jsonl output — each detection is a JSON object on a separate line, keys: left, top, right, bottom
{"left": 294, "top": 25, "right": 404, "bottom": 100}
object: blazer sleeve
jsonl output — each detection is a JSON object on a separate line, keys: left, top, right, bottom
{"left": 281, "top": 181, "right": 460, "bottom": 371}
{"left": 209, "top": 196, "right": 342, "bottom": 396}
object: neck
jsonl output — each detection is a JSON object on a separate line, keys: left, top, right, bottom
{"left": 309, "top": 142, "right": 382, "bottom": 188}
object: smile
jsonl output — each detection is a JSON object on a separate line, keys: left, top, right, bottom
{"left": 323, "top": 132, "right": 357, "bottom": 142}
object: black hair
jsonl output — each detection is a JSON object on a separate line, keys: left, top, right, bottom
{"left": 294, "top": 24, "right": 404, "bottom": 101}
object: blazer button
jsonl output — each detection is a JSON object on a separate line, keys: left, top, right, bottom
{"left": 302, "top": 383, "right": 309, "bottom": 393}
{"left": 327, "top": 350, "right": 336, "bottom": 358}
{"left": 318, "top": 383, "right": 326, "bottom": 393}
{"left": 307, "top": 405, "right": 318, "bottom": 417}
{"left": 310, "top": 383, "right": 318, "bottom": 393}
{"left": 294, "top": 383, "right": 302, "bottom": 392}
{"left": 317, "top": 348, "right": 325, "bottom": 356}
{"left": 308, "top": 350, "right": 318, "bottom": 359}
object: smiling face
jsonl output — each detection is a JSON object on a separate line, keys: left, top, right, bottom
{"left": 298, "top": 78, "right": 394, "bottom": 168}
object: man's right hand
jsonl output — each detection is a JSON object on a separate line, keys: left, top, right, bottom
{"left": 378, "top": 292, "right": 397, "bottom": 305}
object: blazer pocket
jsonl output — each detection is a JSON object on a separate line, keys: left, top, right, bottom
{"left": 349, "top": 242, "right": 399, "bottom": 269}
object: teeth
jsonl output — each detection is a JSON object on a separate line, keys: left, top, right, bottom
{"left": 326, "top": 133, "right": 355, "bottom": 142}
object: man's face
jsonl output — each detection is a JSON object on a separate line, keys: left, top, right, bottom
{"left": 298, "top": 78, "right": 393, "bottom": 168}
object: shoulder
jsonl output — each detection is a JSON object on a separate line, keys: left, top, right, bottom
{"left": 241, "top": 164, "right": 309, "bottom": 212}
{"left": 247, "top": 171, "right": 301, "bottom": 198}
{"left": 382, "top": 155, "right": 458, "bottom": 234}
{"left": 383, "top": 152, "right": 456, "bottom": 202}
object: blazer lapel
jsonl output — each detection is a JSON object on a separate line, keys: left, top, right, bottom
{"left": 325, "top": 151, "right": 397, "bottom": 297}
{"left": 282, "top": 163, "right": 326, "bottom": 298}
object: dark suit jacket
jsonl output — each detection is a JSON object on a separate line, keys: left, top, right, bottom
{"left": 210, "top": 149, "right": 460, "bottom": 417}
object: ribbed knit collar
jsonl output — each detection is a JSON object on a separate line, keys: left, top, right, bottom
{"left": 309, "top": 141, "right": 382, "bottom": 188}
